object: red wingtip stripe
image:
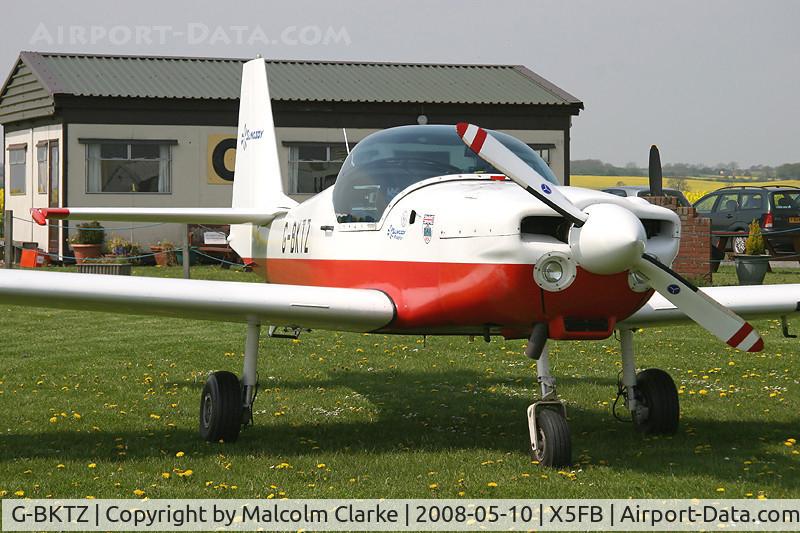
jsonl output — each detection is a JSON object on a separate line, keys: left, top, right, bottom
{"left": 727, "top": 322, "right": 754, "bottom": 349}
{"left": 748, "top": 338, "right": 764, "bottom": 352}
{"left": 470, "top": 127, "right": 488, "bottom": 153}
{"left": 455, "top": 122, "right": 468, "bottom": 138}
{"left": 31, "top": 208, "right": 46, "bottom": 226}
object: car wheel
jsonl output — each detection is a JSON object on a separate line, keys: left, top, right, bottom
{"left": 732, "top": 235, "right": 747, "bottom": 254}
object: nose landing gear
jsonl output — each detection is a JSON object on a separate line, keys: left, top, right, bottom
{"left": 526, "top": 343, "right": 572, "bottom": 467}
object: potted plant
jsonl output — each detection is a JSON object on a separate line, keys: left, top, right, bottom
{"left": 150, "top": 240, "right": 177, "bottom": 267}
{"left": 734, "top": 219, "right": 770, "bottom": 285}
{"left": 70, "top": 221, "right": 104, "bottom": 264}
{"left": 105, "top": 235, "right": 141, "bottom": 264}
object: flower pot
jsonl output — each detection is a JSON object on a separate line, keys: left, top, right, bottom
{"left": 734, "top": 254, "right": 770, "bottom": 285}
{"left": 150, "top": 246, "right": 176, "bottom": 267}
{"left": 71, "top": 243, "right": 103, "bottom": 264}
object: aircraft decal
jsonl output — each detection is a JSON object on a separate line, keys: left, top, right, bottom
{"left": 386, "top": 225, "right": 406, "bottom": 240}
{"left": 422, "top": 214, "right": 435, "bottom": 244}
{"left": 239, "top": 124, "right": 264, "bottom": 151}
{"left": 281, "top": 218, "right": 311, "bottom": 254}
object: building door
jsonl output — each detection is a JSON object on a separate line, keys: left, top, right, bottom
{"left": 48, "top": 141, "right": 60, "bottom": 253}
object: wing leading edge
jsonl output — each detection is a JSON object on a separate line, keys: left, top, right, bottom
{"left": 0, "top": 270, "right": 396, "bottom": 332}
{"left": 31, "top": 207, "right": 289, "bottom": 226}
{"left": 622, "top": 284, "right": 800, "bottom": 327}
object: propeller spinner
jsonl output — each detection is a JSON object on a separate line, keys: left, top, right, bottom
{"left": 456, "top": 122, "right": 764, "bottom": 352}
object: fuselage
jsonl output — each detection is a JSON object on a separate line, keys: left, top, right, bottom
{"left": 246, "top": 175, "right": 681, "bottom": 340}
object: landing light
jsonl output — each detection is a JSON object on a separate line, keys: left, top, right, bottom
{"left": 534, "top": 252, "right": 576, "bottom": 292}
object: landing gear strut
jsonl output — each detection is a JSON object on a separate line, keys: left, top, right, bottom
{"left": 199, "top": 320, "right": 261, "bottom": 442}
{"left": 526, "top": 344, "right": 572, "bottom": 467}
{"left": 617, "top": 328, "right": 679, "bottom": 434}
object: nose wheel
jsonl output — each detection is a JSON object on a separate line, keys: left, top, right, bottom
{"left": 526, "top": 342, "right": 573, "bottom": 467}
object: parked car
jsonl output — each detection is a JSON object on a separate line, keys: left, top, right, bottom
{"left": 692, "top": 186, "right": 800, "bottom": 254}
{"left": 601, "top": 185, "right": 691, "bottom": 207}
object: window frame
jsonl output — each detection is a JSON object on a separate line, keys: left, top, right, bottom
{"left": 7, "top": 144, "right": 27, "bottom": 196}
{"left": 80, "top": 139, "right": 176, "bottom": 195}
{"left": 285, "top": 142, "right": 349, "bottom": 195}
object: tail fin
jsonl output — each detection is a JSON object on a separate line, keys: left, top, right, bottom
{"left": 231, "top": 57, "right": 294, "bottom": 210}
{"left": 229, "top": 57, "right": 296, "bottom": 260}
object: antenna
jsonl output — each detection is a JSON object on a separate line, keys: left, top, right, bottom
{"left": 342, "top": 128, "right": 351, "bottom": 155}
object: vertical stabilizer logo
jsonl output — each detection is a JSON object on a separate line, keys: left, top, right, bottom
{"left": 240, "top": 125, "right": 264, "bottom": 151}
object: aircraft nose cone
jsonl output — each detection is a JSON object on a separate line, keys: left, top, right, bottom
{"left": 569, "top": 203, "right": 647, "bottom": 275}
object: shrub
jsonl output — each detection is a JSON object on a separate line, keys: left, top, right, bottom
{"left": 744, "top": 219, "right": 766, "bottom": 255}
{"left": 70, "top": 221, "right": 104, "bottom": 245}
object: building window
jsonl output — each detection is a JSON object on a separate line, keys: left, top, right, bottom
{"left": 85, "top": 141, "right": 172, "bottom": 193}
{"left": 287, "top": 143, "right": 349, "bottom": 194}
{"left": 8, "top": 145, "right": 26, "bottom": 195}
{"left": 527, "top": 143, "right": 556, "bottom": 165}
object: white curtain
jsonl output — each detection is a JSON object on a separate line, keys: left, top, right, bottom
{"left": 158, "top": 145, "right": 171, "bottom": 193}
{"left": 87, "top": 144, "right": 102, "bottom": 192}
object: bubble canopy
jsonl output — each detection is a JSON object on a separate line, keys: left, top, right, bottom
{"left": 332, "top": 124, "right": 559, "bottom": 224}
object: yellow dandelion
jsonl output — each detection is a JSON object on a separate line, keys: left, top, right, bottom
{"left": 72, "top": 413, "right": 81, "bottom": 420}
{"left": 699, "top": 389, "right": 708, "bottom": 396}
{"left": 85, "top": 496, "right": 95, "bottom": 499}
{"left": 716, "top": 487, "right": 725, "bottom": 492}
{"left": 487, "top": 482, "right": 498, "bottom": 487}
{"left": 87, "top": 463, "right": 96, "bottom": 469}
{"left": 49, "top": 417, "right": 57, "bottom": 423}
{"left": 15, "top": 490, "right": 24, "bottom": 496}
{"left": 56, "top": 464, "right": 64, "bottom": 469}
{"left": 133, "top": 489, "right": 145, "bottom": 497}
{"left": 161, "top": 472, "right": 171, "bottom": 479}
{"left": 458, "top": 491, "right": 465, "bottom": 497}
{"left": 757, "top": 494, "right": 767, "bottom": 500}
{"left": 316, "top": 463, "right": 326, "bottom": 469}
{"left": 428, "top": 483, "right": 438, "bottom": 489}
{"left": 149, "top": 414, "right": 161, "bottom": 420}
{"left": 0, "top": 490, "right": 6, "bottom": 497}
{"left": 175, "top": 451, "right": 185, "bottom": 457}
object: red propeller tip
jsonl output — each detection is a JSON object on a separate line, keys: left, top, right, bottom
{"left": 455, "top": 122, "right": 468, "bottom": 138}
{"left": 748, "top": 338, "right": 764, "bottom": 353}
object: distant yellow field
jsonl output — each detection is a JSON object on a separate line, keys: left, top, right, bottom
{"left": 570, "top": 175, "right": 800, "bottom": 204}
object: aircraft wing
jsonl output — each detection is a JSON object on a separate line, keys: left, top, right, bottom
{"left": 0, "top": 270, "right": 396, "bottom": 332}
{"left": 622, "top": 284, "right": 800, "bottom": 327}
{"left": 31, "top": 207, "right": 290, "bottom": 226}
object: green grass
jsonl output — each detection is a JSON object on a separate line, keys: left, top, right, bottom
{"left": 0, "top": 265, "right": 797, "bottom": 501}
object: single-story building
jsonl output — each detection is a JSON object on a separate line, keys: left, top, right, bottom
{"left": 0, "top": 51, "right": 583, "bottom": 257}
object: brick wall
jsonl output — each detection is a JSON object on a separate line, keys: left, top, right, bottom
{"left": 645, "top": 196, "right": 712, "bottom": 283}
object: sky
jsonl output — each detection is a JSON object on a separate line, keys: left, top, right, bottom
{"left": 1, "top": 0, "right": 798, "bottom": 167}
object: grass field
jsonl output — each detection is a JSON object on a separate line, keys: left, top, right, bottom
{"left": 0, "top": 266, "right": 798, "bottom": 502}
{"left": 571, "top": 175, "right": 800, "bottom": 204}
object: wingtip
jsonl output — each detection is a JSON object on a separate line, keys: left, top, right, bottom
{"left": 31, "top": 208, "right": 46, "bottom": 226}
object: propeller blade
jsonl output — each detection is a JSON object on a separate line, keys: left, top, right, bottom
{"left": 648, "top": 145, "right": 663, "bottom": 196}
{"left": 456, "top": 123, "right": 588, "bottom": 227}
{"left": 635, "top": 254, "right": 764, "bottom": 352}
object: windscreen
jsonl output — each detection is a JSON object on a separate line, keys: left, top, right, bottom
{"left": 333, "top": 125, "right": 559, "bottom": 223}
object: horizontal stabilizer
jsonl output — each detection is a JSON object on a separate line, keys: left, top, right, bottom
{"left": 31, "top": 207, "right": 289, "bottom": 226}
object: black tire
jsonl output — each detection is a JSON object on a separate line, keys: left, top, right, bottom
{"left": 531, "top": 409, "right": 572, "bottom": 467}
{"left": 633, "top": 368, "right": 679, "bottom": 435}
{"left": 199, "top": 371, "right": 243, "bottom": 443}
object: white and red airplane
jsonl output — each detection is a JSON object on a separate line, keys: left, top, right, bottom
{"left": 5, "top": 57, "right": 799, "bottom": 467}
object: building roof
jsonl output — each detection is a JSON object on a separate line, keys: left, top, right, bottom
{"left": 0, "top": 51, "right": 582, "bottom": 125}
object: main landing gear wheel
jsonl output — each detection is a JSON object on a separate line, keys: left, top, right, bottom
{"left": 632, "top": 368, "right": 679, "bottom": 435}
{"left": 530, "top": 407, "right": 572, "bottom": 468}
{"left": 199, "top": 371, "right": 243, "bottom": 443}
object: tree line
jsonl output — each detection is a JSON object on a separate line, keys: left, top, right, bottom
{"left": 571, "top": 159, "right": 800, "bottom": 180}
